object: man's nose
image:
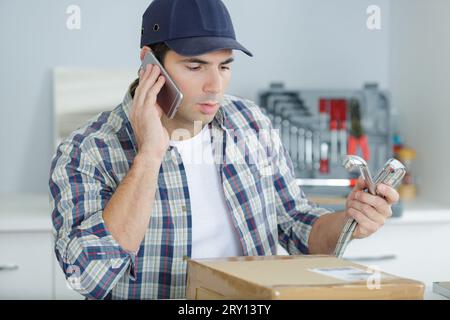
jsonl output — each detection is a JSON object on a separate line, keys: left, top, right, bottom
{"left": 203, "top": 69, "right": 222, "bottom": 95}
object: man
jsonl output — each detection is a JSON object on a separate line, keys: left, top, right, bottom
{"left": 49, "top": 0, "right": 399, "bottom": 300}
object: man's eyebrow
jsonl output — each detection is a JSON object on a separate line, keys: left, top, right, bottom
{"left": 179, "top": 57, "right": 234, "bottom": 65}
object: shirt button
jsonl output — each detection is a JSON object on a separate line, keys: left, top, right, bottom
{"left": 181, "top": 205, "right": 187, "bottom": 212}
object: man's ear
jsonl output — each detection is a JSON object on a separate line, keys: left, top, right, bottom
{"left": 140, "top": 46, "right": 151, "bottom": 61}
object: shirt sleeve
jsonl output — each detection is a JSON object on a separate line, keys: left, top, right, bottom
{"left": 266, "top": 117, "right": 353, "bottom": 256}
{"left": 49, "top": 140, "right": 137, "bottom": 300}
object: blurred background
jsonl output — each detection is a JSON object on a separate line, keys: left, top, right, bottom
{"left": 0, "top": 0, "right": 449, "bottom": 299}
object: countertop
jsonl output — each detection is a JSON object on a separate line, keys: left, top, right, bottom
{"left": 3, "top": 193, "right": 450, "bottom": 231}
{"left": 0, "top": 193, "right": 52, "bottom": 232}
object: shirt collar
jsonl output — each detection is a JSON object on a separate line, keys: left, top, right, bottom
{"left": 212, "top": 105, "right": 226, "bottom": 130}
{"left": 121, "top": 90, "right": 133, "bottom": 120}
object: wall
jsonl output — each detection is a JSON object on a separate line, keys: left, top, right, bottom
{"left": 390, "top": 0, "right": 450, "bottom": 205}
{"left": 0, "top": 0, "right": 390, "bottom": 193}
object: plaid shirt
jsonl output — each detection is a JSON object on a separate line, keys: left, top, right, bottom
{"left": 49, "top": 91, "right": 352, "bottom": 300}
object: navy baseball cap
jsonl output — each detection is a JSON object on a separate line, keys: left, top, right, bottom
{"left": 140, "top": 0, "right": 253, "bottom": 57}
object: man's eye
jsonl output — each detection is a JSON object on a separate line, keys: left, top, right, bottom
{"left": 221, "top": 66, "right": 230, "bottom": 70}
{"left": 187, "top": 66, "right": 200, "bottom": 71}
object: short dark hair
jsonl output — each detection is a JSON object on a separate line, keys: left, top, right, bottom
{"left": 128, "top": 42, "right": 171, "bottom": 99}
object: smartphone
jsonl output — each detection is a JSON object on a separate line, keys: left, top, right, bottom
{"left": 140, "top": 51, "right": 183, "bottom": 119}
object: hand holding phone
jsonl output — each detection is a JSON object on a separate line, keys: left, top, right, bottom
{"left": 129, "top": 58, "right": 170, "bottom": 158}
{"left": 140, "top": 51, "right": 183, "bottom": 119}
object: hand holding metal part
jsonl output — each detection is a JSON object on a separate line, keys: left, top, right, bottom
{"left": 334, "top": 155, "right": 405, "bottom": 256}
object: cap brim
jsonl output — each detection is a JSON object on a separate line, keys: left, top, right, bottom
{"left": 165, "top": 36, "right": 253, "bottom": 57}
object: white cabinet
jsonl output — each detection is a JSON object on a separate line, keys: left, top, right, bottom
{"left": 0, "top": 231, "right": 53, "bottom": 299}
{"left": 0, "top": 194, "right": 83, "bottom": 300}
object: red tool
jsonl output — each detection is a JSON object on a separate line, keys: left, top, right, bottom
{"left": 319, "top": 98, "right": 329, "bottom": 132}
{"left": 330, "top": 100, "right": 339, "bottom": 163}
{"left": 319, "top": 142, "right": 329, "bottom": 174}
{"left": 348, "top": 99, "right": 370, "bottom": 161}
{"left": 337, "top": 99, "right": 347, "bottom": 159}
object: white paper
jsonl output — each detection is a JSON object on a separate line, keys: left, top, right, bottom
{"left": 309, "top": 266, "right": 384, "bottom": 282}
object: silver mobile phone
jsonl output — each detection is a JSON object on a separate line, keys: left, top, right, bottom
{"left": 140, "top": 51, "right": 183, "bottom": 119}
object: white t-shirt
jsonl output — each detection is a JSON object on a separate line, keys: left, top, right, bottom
{"left": 169, "top": 125, "right": 243, "bottom": 259}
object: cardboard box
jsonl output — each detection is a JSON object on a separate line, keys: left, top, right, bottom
{"left": 186, "top": 255, "right": 424, "bottom": 300}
